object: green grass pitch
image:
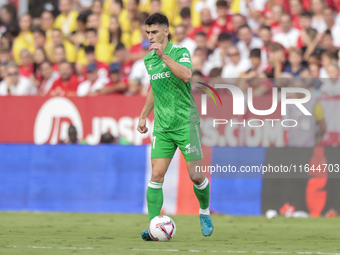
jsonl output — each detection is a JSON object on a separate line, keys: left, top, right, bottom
{"left": 0, "top": 212, "right": 340, "bottom": 255}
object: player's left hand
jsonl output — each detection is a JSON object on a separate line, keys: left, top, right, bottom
{"left": 149, "top": 43, "right": 165, "bottom": 59}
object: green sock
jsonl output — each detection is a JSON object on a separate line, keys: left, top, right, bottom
{"left": 147, "top": 181, "right": 163, "bottom": 221}
{"left": 194, "top": 178, "right": 210, "bottom": 211}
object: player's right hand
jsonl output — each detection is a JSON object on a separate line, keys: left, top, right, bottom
{"left": 137, "top": 118, "right": 148, "bottom": 134}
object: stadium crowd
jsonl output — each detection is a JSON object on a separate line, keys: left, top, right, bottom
{"left": 0, "top": 0, "right": 340, "bottom": 97}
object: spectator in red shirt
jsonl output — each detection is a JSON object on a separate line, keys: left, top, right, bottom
{"left": 188, "top": 8, "right": 213, "bottom": 40}
{"left": 81, "top": 45, "right": 108, "bottom": 81}
{"left": 19, "top": 49, "right": 34, "bottom": 78}
{"left": 50, "top": 61, "right": 79, "bottom": 96}
{"left": 99, "top": 62, "right": 128, "bottom": 95}
{"left": 115, "top": 42, "right": 134, "bottom": 80}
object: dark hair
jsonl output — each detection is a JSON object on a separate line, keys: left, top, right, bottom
{"left": 115, "top": 42, "right": 125, "bottom": 51}
{"left": 281, "top": 12, "right": 292, "bottom": 20}
{"left": 195, "top": 31, "right": 206, "bottom": 37}
{"left": 216, "top": 0, "right": 228, "bottom": 8}
{"left": 1, "top": 4, "right": 17, "bottom": 21}
{"left": 237, "top": 24, "right": 251, "bottom": 34}
{"left": 100, "top": 132, "right": 116, "bottom": 144}
{"left": 145, "top": 13, "right": 170, "bottom": 40}
{"left": 59, "top": 60, "right": 70, "bottom": 66}
{"left": 250, "top": 48, "right": 261, "bottom": 58}
{"left": 84, "top": 45, "right": 95, "bottom": 53}
{"left": 192, "top": 70, "right": 203, "bottom": 77}
{"left": 138, "top": 12, "right": 149, "bottom": 24}
{"left": 52, "top": 28, "right": 62, "bottom": 33}
{"left": 55, "top": 43, "right": 65, "bottom": 50}
{"left": 32, "top": 27, "right": 46, "bottom": 37}
{"left": 324, "top": 29, "right": 332, "bottom": 36}
{"left": 180, "top": 7, "right": 191, "bottom": 18}
{"left": 86, "top": 28, "right": 97, "bottom": 34}
{"left": 209, "top": 67, "right": 222, "bottom": 78}
{"left": 41, "top": 60, "right": 53, "bottom": 67}
{"left": 77, "top": 10, "right": 91, "bottom": 23}
{"left": 218, "top": 32, "right": 231, "bottom": 42}
{"left": 34, "top": 47, "right": 47, "bottom": 75}
{"left": 114, "top": 0, "right": 123, "bottom": 8}
{"left": 300, "top": 11, "right": 312, "bottom": 19}
{"left": 145, "top": 13, "right": 169, "bottom": 28}
{"left": 259, "top": 25, "right": 271, "bottom": 32}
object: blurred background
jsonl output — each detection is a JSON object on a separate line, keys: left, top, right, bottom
{"left": 0, "top": 0, "right": 340, "bottom": 218}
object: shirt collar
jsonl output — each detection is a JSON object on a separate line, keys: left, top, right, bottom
{"left": 164, "top": 40, "right": 173, "bottom": 55}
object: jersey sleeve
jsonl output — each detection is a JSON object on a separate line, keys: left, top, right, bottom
{"left": 175, "top": 47, "right": 193, "bottom": 71}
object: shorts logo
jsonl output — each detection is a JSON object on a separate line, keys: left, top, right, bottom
{"left": 185, "top": 143, "right": 200, "bottom": 155}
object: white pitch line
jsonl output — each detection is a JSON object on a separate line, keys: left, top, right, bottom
{"left": 58, "top": 247, "right": 94, "bottom": 249}
{"left": 28, "top": 246, "right": 52, "bottom": 249}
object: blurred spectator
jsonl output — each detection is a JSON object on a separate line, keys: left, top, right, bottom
{"left": 70, "top": 11, "right": 89, "bottom": 48}
{"left": 100, "top": 132, "right": 117, "bottom": 144}
{"left": 299, "top": 12, "right": 312, "bottom": 31}
{"left": 175, "top": 24, "right": 197, "bottom": 55}
{"left": 110, "top": 15, "right": 131, "bottom": 53}
{"left": 236, "top": 24, "right": 264, "bottom": 61}
{"left": 205, "top": 32, "right": 232, "bottom": 74}
{"left": 77, "top": 63, "right": 108, "bottom": 96}
{"left": 209, "top": 67, "right": 222, "bottom": 78}
{"left": 249, "top": 48, "right": 268, "bottom": 73}
{"left": 53, "top": 44, "right": 67, "bottom": 72}
{"left": 39, "top": 60, "right": 59, "bottom": 96}
{"left": 282, "top": 48, "right": 307, "bottom": 77}
{"left": 320, "top": 64, "right": 340, "bottom": 96}
{"left": 238, "top": 0, "right": 264, "bottom": 32}
{"left": 127, "top": 78, "right": 143, "bottom": 96}
{"left": 300, "top": 28, "right": 321, "bottom": 61}
{"left": 194, "top": 32, "right": 212, "bottom": 57}
{"left": 129, "top": 12, "right": 149, "bottom": 60}
{"left": 221, "top": 45, "right": 251, "bottom": 80}
{"left": 33, "top": 28, "right": 46, "bottom": 49}
{"left": 309, "top": 63, "right": 321, "bottom": 79}
{"left": 0, "top": 62, "right": 7, "bottom": 82}
{"left": 40, "top": 11, "right": 55, "bottom": 44}
{"left": 92, "top": 0, "right": 110, "bottom": 29}
{"left": 19, "top": 49, "right": 34, "bottom": 78}
{"left": 323, "top": 7, "right": 340, "bottom": 48}
{"left": 0, "top": 61, "right": 37, "bottom": 96}
{"left": 321, "top": 30, "right": 338, "bottom": 53}
{"left": 310, "top": 0, "right": 326, "bottom": 34}
{"left": 87, "top": 13, "right": 109, "bottom": 44}
{"left": 12, "top": 14, "right": 34, "bottom": 65}
{"left": 125, "top": 0, "right": 141, "bottom": 46}
{"left": 50, "top": 28, "right": 77, "bottom": 63}
{"left": 0, "top": 4, "right": 18, "bottom": 36}
{"left": 33, "top": 47, "right": 48, "bottom": 79}
{"left": 114, "top": 42, "right": 134, "bottom": 79}
{"left": 54, "top": 0, "right": 78, "bottom": 37}
{"left": 60, "top": 125, "right": 84, "bottom": 144}
{"left": 258, "top": 25, "right": 272, "bottom": 56}
{"left": 81, "top": 45, "right": 108, "bottom": 80}
{"left": 99, "top": 62, "right": 128, "bottom": 95}
{"left": 190, "top": 8, "right": 213, "bottom": 41}
{"left": 230, "top": 14, "right": 247, "bottom": 43}
{"left": 50, "top": 60, "right": 78, "bottom": 96}
{"left": 150, "top": 0, "right": 162, "bottom": 14}
{"left": 272, "top": 13, "right": 300, "bottom": 48}
{"left": 192, "top": 70, "right": 203, "bottom": 79}
{"left": 180, "top": 7, "right": 194, "bottom": 37}
{"left": 319, "top": 50, "right": 338, "bottom": 78}
{"left": 0, "top": 44, "right": 11, "bottom": 63}
{"left": 129, "top": 39, "right": 151, "bottom": 96}
{"left": 76, "top": 28, "right": 113, "bottom": 72}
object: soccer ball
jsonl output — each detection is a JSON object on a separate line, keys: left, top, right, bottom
{"left": 148, "top": 215, "right": 176, "bottom": 241}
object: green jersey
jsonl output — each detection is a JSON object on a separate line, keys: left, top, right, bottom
{"left": 144, "top": 40, "right": 199, "bottom": 132}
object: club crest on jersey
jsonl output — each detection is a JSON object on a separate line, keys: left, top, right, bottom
{"left": 148, "top": 65, "right": 152, "bottom": 70}
{"left": 162, "top": 64, "right": 166, "bottom": 68}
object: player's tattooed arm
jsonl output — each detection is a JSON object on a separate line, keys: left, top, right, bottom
{"left": 149, "top": 43, "right": 192, "bottom": 83}
{"left": 138, "top": 87, "right": 154, "bottom": 134}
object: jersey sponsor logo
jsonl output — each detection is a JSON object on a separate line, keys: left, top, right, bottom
{"left": 179, "top": 58, "right": 191, "bottom": 63}
{"left": 150, "top": 71, "right": 171, "bottom": 80}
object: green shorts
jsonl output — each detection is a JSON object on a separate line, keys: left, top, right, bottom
{"left": 151, "top": 124, "right": 203, "bottom": 162}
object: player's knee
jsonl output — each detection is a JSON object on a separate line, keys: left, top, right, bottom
{"left": 150, "top": 172, "right": 164, "bottom": 183}
{"left": 190, "top": 173, "right": 205, "bottom": 185}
